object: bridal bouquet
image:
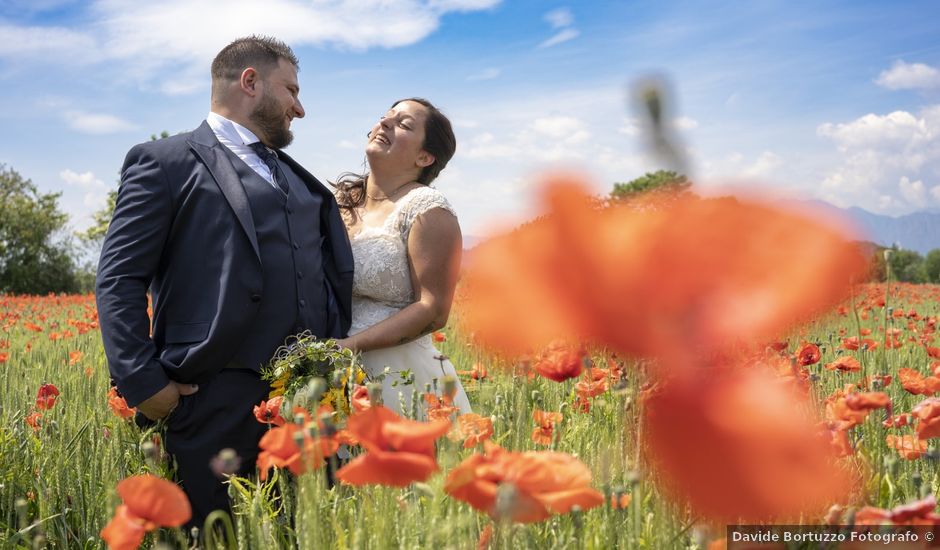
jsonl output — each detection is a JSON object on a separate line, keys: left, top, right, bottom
{"left": 262, "top": 331, "right": 367, "bottom": 415}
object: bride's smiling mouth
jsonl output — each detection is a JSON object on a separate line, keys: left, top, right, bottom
{"left": 373, "top": 132, "right": 390, "bottom": 145}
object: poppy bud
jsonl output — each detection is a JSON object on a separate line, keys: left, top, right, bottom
{"left": 210, "top": 448, "right": 242, "bottom": 478}
{"left": 330, "top": 370, "right": 344, "bottom": 389}
{"left": 441, "top": 375, "right": 457, "bottom": 399}
{"left": 367, "top": 382, "right": 383, "bottom": 405}
{"left": 318, "top": 411, "right": 337, "bottom": 438}
{"left": 140, "top": 441, "right": 159, "bottom": 463}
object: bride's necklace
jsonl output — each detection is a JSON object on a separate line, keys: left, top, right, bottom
{"left": 365, "top": 181, "right": 416, "bottom": 202}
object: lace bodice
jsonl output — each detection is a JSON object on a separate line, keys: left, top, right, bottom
{"left": 347, "top": 186, "right": 457, "bottom": 335}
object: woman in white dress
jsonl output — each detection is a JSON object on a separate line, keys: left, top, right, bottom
{"left": 332, "top": 98, "right": 471, "bottom": 416}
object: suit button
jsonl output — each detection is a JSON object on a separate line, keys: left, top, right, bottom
{"left": 287, "top": 207, "right": 294, "bottom": 214}
{"left": 299, "top": 299, "right": 306, "bottom": 307}
{"left": 297, "top": 272, "right": 304, "bottom": 279}
{"left": 250, "top": 294, "right": 261, "bottom": 303}
{"left": 292, "top": 242, "right": 300, "bottom": 250}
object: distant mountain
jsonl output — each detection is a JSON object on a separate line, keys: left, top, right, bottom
{"left": 789, "top": 201, "right": 940, "bottom": 255}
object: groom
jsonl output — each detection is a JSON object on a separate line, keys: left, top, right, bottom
{"left": 96, "top": 36, "right": 353, "bottom": 524}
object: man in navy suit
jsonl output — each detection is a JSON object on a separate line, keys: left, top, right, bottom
{"left": 96, "top": 36, "right": 353, "bottom": 525}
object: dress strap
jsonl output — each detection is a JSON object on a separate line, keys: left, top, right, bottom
{"left": 395, "top": 186, "right": 457, "bottom": 241}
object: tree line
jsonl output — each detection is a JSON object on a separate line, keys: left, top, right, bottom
{"left": 1, "top": 166, "right": 938, "bottom": 295}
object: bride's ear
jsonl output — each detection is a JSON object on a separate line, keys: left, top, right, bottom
{"left": 416, "top": 151, "right": 435, "bottom": 168}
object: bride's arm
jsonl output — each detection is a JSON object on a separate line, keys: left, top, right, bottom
{"left": 336, "top": 207, "right": 462, "bottom": 352}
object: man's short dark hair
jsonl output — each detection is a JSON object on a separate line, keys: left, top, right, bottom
{"left": 211, "top": 35, "right": 298, "bottom": 96}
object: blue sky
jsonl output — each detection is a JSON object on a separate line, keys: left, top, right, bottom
{"left": 1, "top": 0, "right": 939, "bottom": 241}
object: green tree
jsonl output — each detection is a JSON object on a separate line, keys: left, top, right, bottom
{"left": 611, "top": 170, "right": 691, "bottom": 201}
{"left": 0, "top": 164, "right": 78, "bottom": 294}
{"left": 886, "top": 246, "right": 927, "bottom": 283}
{"left": 925, "top": 248, "right": 940, "bottom": 283}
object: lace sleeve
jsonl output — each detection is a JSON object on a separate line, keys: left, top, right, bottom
{"left": 398, "top": 186, "right": 458, "bottom": 241}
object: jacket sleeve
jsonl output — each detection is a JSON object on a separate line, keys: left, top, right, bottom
{"left": 95, "top": 143, "right": 174, "bottom": 407}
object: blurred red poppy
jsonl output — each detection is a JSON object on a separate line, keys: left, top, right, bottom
{"left": 444, "top": 441, "right": 603, "bottom": 523}
{"left": 460, "top": 178, "right": 866, "bottom": 367}
{"left": 643, "top": 369, "right": 853, "bottom": 523}
{"left": 912, "top": 398, "right": 940, "bottom": 440}
{"left": 100, "top": 474, "right": 191, "bottom": 550}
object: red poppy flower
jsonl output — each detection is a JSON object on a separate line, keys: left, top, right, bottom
{"left": 108, "top": 387, "right": 136, "bottom": 420}
{"left": 335, "top": 406, "right": 450, "bottom": 487}
{"left": 885, "top": 434, "right": 927, "bottom": 460}
{"left": 351, "top": 384, "right": 371, "bottom": 413}
{"left": 824, "top": 356, "right": 862, "bottom": 373}
{"left": 424, "top": 393, "right": 457, "bottom": 422}
{"left": 69, "top": 351, "right": 83, "bottom": 365}
{"left": 575, "top": 370, "right": 609, "bottom": 400}
{"left": 25, "top": 411, "right": 41, "bottom": 432}
{"left": 899, "top": 368, "right": 940, "bottom": 396}
{"left": 100, "top": 474, "right": 191, "bottom": 550}
{"left": 0, "top": 352, "right": 8, "bottom": 363}
{"left": 532, "top": 343, "right": 585, "bottom": 382}
{"left": 460, "top": 179, "right": 866, "bottom": 367}
{"left": 531, "top": 410, "right": 563, "bottom": 446}
{"left": 444, "top": 441, "right": 604, "bottom": 523}
{"left": 883, "top": 414, "right": 911, "bottom": 428}
{"left": 796, "top": 343, "right": 820, "bottom": 366}
{"left": 253, "top": 396, "right": 286, "bottom": 426}
{"left": 451, "top": 413, "right": 494, "bottom": 448}
{"left": 912, "top": 398, "right": 940, "bottom": 440}
{"left": 432, "top": 331, "right": 447, "bottom": 343}
{"left": 643, "top": 369, "right": 853, "bottom": 523}
{"left": 843, "top": 391, "right": 890, "bottom": 411}
{"left": 855, "top": 495, "right": 940, "bottom": 525}
{"left": 610, "top": 493, "right": 632, "bottom": 510}
{"left": 35, "top": 383, "right": 60, "bottom": 410}
{"left": 256, "top": 408, "right": 339, "bottom": 481}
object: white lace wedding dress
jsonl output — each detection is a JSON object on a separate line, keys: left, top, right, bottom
{"left": 348, "top": 186, "right": 472, "bottom": 417}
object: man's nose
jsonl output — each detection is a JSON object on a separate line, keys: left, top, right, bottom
{"left": 293, "top": 98, "right": 305, "bottom": 119}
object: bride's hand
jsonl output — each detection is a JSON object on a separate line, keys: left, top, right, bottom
{"left": 333, "top": 337, "right": 353, "bottom": 350}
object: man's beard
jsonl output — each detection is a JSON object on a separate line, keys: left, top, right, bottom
{"left": 249, "top": 91, "right": 293, "bottom": 149}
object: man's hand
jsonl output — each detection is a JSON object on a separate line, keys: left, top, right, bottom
{"left": 137, "top": 381, "right": 199, "bottom": 420}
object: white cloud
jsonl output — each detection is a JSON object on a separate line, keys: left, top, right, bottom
{"left": 817, "top": 105, "right": 940, "bottom": 213}
{"left": 619, "top": 117, "right": 640, "bottom": 136}
{"left": 742, "top": 151, "right": 781, "bottom": 177}
{"left": 0, "top": 23, "right": 99, "bottom": 61}
{"left": 875, "top": 60, "right": 940, "bottom": 91}
{"left": 63, "top": 110, "right": 137, "bottom": 134}
{"left": 0, "top": 0, "right": 502, "bottom": 94}
{"left": 60, "top": 169, "right": 109, "bottom": 211}
{"left": 898, "top": 176, "right": 927, "bottom": 207}
{"left": 539, "top": 28, "right": 580, "bottom": 49}
{"left": 673, "top": 116, "right": 699, "bottom": 131}
{"left": 466, "top": 67, "right": 501, "bottom": 81}
{"left": 544, "top": 8, "right": 573, "bottom": 29}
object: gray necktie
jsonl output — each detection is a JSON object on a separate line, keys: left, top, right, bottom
{"left": 248, "top": 142, "right": 289, "bottom": 196}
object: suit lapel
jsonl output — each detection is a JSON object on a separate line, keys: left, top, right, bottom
{"left": 188, "top": 121, "right": 262, "bottom": 262}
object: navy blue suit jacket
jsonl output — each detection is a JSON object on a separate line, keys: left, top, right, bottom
{"left": 96, "top": 121, "right": 353, "bottom": 407}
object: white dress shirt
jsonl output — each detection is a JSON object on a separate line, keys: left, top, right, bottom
{"left": 206, "top": 111, "right": 278, "bottom": 188}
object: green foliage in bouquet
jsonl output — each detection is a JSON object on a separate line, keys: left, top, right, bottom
{"left": 261, "top": 331, "right": 367, "bottom": 415}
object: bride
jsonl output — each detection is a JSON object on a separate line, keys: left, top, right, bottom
{"left": 332, "top": 98, "right": 471, "bottom": 416}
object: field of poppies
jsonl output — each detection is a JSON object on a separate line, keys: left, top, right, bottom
{"left": 3, "top": 182, "right": 940, "bottom": 549}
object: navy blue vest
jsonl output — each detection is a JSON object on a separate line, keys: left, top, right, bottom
{"left": 223, "top": 148, "right": 334, "bottom": 371}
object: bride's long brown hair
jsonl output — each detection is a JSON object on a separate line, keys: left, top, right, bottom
{"left": 331, "top": 98, "right": 456, "bottom": 223}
